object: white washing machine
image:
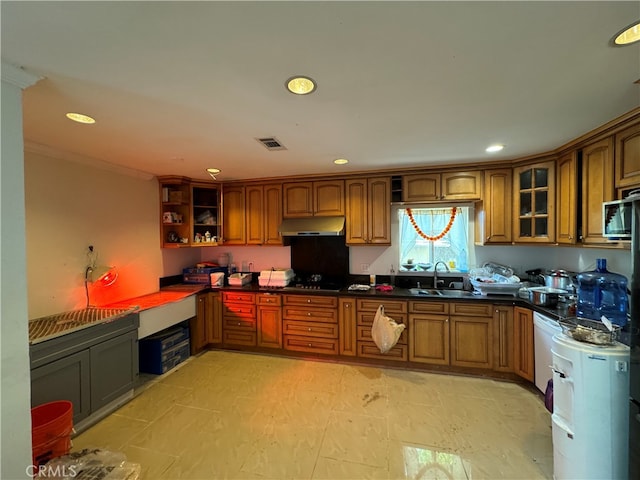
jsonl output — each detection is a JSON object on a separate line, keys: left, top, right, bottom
{"left": 551, "top": 333, "right": 630, "bottom": 480}
{"left": 533, "top": 312, "right": 562, "bottom": 393}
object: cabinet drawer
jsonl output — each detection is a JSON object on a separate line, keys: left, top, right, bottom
{"left": 356, "top": 341, "right": 408, "bottom": 362}
{"left": 356, "top": 299, "right": 407, "bottom": 314}
{"left": 283, "top": 295, "right": 338, "bottom": 308}
{"left": 357, "top": 325, "right": 407, "bottom": 345}
{"left": 223, "top": 304, "right": 256, "bottom": 318}
{"left": 450, "top": 302, "right": 493, "bottom": 317}
{"left": 223, "top": 317, "right": 256, "bottom": 331}
{"left": 283, "top": 335, "right": 339, "bottom": 355}
{"left": 409, "top": 301, "right": 449, "bottom": 314}
{"left": 356, "top": 311, "right": 407, "bottom": 327}
{"left": 283, "top": 307, "right": 338, "bottom": 323}
{"left": 283, "top": 320, "right": 338, "bottom": 338}
{"left": 223, "top": 330, "right": 256, "bottom": 346}
{"left": 256, "top": 294, "right": 282, "bottom": 306}
{"left": 222, "top": 292, "right": 256, "bottom": 304}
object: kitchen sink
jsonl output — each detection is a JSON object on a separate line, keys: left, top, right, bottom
{"left": 409, "top": 288, "right": 476, "bottom": 298}
{"left": 409, "top": 288, "right": 443, "bottom": 296}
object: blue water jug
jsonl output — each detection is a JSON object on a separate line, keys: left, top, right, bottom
{"left": 577, "top": 258, "right": 628, "bottom": 326}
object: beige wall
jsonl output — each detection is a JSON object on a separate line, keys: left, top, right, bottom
{"left": 24, "top": 149, "right": 164, "bottom": 318}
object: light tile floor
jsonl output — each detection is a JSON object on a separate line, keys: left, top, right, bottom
{"left": 73, "top": 351, "right": 553, "bottom": 479}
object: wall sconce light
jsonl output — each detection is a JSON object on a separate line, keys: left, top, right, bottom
{"left": 84, "top": 245, "right": 117, "bottom": 307}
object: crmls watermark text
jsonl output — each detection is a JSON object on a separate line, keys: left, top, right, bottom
{"left": 26, "top": 464, "right": 78, "bottom": 478}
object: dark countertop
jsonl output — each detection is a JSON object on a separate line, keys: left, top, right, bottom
{"left": 200, "top": 282, "right": 574, "bottom": 321}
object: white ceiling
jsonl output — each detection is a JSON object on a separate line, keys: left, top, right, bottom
{"left": 2, "top": 1, "right": 639, "bottom": 182}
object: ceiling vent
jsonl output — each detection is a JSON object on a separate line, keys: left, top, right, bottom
{"left": 256, "top": 137, "right": 287, "bottom": 151}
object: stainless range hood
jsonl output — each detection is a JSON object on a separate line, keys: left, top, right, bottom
{"left": 278, "top": 216, "right": 345, "bottom": 236}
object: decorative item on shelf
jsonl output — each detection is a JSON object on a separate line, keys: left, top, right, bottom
{"left": 167, "top": 231, "right": 180, "bottom": 243}
{"left": 168, "top": 190, "right": 183, "bottom": 203}
{"left": 162, "top": 212, "right": 173, "bottom": 224}
{"left": 84, "top": 245, "right": 117, "bottom": 307}
{"left": 194, "top": 233, "right": 202, "bottom": 243}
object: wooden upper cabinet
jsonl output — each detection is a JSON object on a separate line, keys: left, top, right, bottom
{"left": 581, "top": 137, "right": 614, "bottom": 245}
{"left": 222, "top": 185, "right": 246, "bottom": 244}
{"left": 556, "top": 151, "right": 578, "bottom": 245}
{"left": 345, "top": 177, "right": 391, "bottom": 246}
{"left": 513, "top": 161, "right": 556, "bottom": 243}
{"left": 402, "top": 173, "right": 440, "bottom": 201}
{"left": 245, "top": 185, "right": 264, "bottom": 245}
{"left": 402, "top": 171, "right": 481, "bottom": 202}
{"left": 245, "top": 183, "right": 282, "bottom": 246}
{"left": 476, "top": 168, "right": 512, "bottom": 244}
{"left": 263, "top": 184, "right": 283, "bottom": 245}
{"left": 615, "top": 122, "right": 640, "bottom": 190}
{"left": 283, "top": 180, "right": 344, "bottom": 217}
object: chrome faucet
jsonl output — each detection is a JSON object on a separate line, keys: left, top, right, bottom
{"left": 433, "top": 261, "right": 450, "bottom": 288}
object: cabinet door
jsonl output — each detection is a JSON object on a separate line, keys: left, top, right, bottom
{"left": 206, "top": 292, "right": 223, "bottom": 344}
{"left": 314, "top": 180, "right": 345, "bottom": 216}
{"left": 582, "top": 137, "right": 614, "bottom": 244}
{"left": 492, "top": 306, "right": 514, "bottom": 372}
{"left": 615, "top": 122, "right": 640, "bottom": 189}
{"left": 345, "top": 178, "right": 368, "bottom": 245}
{"left": 409, "top": 314, "right": 450, "bottom": 365}
{"left": 402, "top": 173, "right": 440, "bottom": 201}
{"left": 338, "top": 298, "right": 357, "bottom": 356}
{"left": 191, "top": 183, "right": 221, "bottom": 246}
{"left": 479, "top": 168, "right": 512, "bottom": 244}
{"left": 31, "top": 349, "right": 91, "bottom": 424}
{"left": 450, "top": 316, "right": 493, "bottom": 369}
{"left": 257, "top": 306, "right": 282, "bottom": 348}
{"left": 513, "top": 307, "right": 534, "bottom": 382}
{"left": 191, "top": 293, "right": 210, "bottom": 353}
{"left": 441, "top": 171, "right": 482, "bottom": 200}
{"left": 158, "top": 176, "right": 191, "bottom": 248}
{"left": 90, "top": 331, "right": 138, "bottom": 412}
{"left": 263, "top": 183, "right": 283, "bottom": 245}
{"left": 246, "top": 185, "right": 264, "bottom": 245}
{"left": 222, "top": 186, "right": 246, "bottom": 244}
{"left": 556, "top": 151, "right": 578, "bottom": 244}
{"left": 283, "top": 182, "right": 313, "bottom": 217}
{"left": 513, "top": 161, "right": 556, "bottom": 243}
{"left": 368, "top": 177, "right": 391, "bottom": 244}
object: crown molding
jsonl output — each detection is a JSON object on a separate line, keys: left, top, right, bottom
{"left": 24, "top": 141, "right": 155, "bottom": 181}
{"left": 1, "top": 62, "right": 42, "bottom": 89}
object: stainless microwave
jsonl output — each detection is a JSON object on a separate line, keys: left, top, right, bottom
{"left": 603, "top": 198, "right": 634, "bottom": 240}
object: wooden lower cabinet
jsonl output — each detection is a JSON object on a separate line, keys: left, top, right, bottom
{"left": 492, "top": 306, "right": 514, "bottom": 372}
{"left": 514, "top": 306, "right": 535, "bottom": 381}
{"left": 206, "top": 292, "right": 223, "bottom": 344}
{"left": 356, "top": 299, "right": 408, "bottom": 361}
{"left": 222, "top": 291, "right": 256, "bottom": 346}
{"left": 257, "top": 293, "right": 282, "bottom": 348}
{"left": 449, "top": 303, "right": 494, "bottom": 369}
{"left": 282, "top": 294, "right": 339, "bottom": 354}
{"left": 338, "top": 298, "right": 357, "bottom": 356}
{"left": 190, "top": 292, "right": 209, "bottom": 354}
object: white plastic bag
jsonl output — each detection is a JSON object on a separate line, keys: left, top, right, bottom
{"left": 371, "top": 305, "right": 406, "bottom": 353}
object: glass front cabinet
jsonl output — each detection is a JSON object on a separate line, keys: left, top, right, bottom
{"left": 513, "top": 161, "right": 556, "bottom": 243}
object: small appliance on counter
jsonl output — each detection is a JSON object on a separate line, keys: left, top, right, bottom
{"left": 183, "top": 266, "right": 227, "bottom": 285}
{"left": 228, "top": 273, "right": 252, "bottom": 286}
{"left": 259, "top": 268, "right": 294, "bottom": 288}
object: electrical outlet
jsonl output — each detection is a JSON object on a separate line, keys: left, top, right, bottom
{"left": 361, "top": 263, "right": 370, "bottom": 272}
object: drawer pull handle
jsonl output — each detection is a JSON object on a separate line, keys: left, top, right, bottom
{"left": 307, "top": 299, "right": 311, "bottom": 303}
{"left": 307, "top": 312, "right": 311, "bottom": 316}
{"left": 308, "top": 343, "right": 312, "bottom": 347}
{"left": 308, "top": 327, "right": 312, "bottom": 331}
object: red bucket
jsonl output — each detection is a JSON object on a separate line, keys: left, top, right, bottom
{"left": 31, "top": 400, "right": 73, "bottom": 467}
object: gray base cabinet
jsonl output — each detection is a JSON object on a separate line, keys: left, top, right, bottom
{"left": 30, "top": 313, "right": 139, "bottom": 426}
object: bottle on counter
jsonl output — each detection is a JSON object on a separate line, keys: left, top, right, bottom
{"left": 576, "top": 258, "right": 628, "bottom": 326}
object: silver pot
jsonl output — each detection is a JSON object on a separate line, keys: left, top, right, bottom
{"left": 528, "top": 286, "right": 566, "bottom": 307}
{"left": 542, "top": 270, "right": 575, "bottom": 292}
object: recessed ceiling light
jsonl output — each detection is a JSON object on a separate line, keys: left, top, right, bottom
{"left": 333, "top": 158, "right": 349, "bottom": 165}
{"left": 206, "top": 168, "right": 221, "bottom": 180}
{"left": 285, "top": 76, "right": 317, "bottom": 95}
{"left": 66, "top": 112, "right": 95, "bottom": 124}
{"left": 486, "top": 144, "right": 505, "bottom": 153}
{"left": 614, "top": 21, "right": 640, "bottom": 45}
